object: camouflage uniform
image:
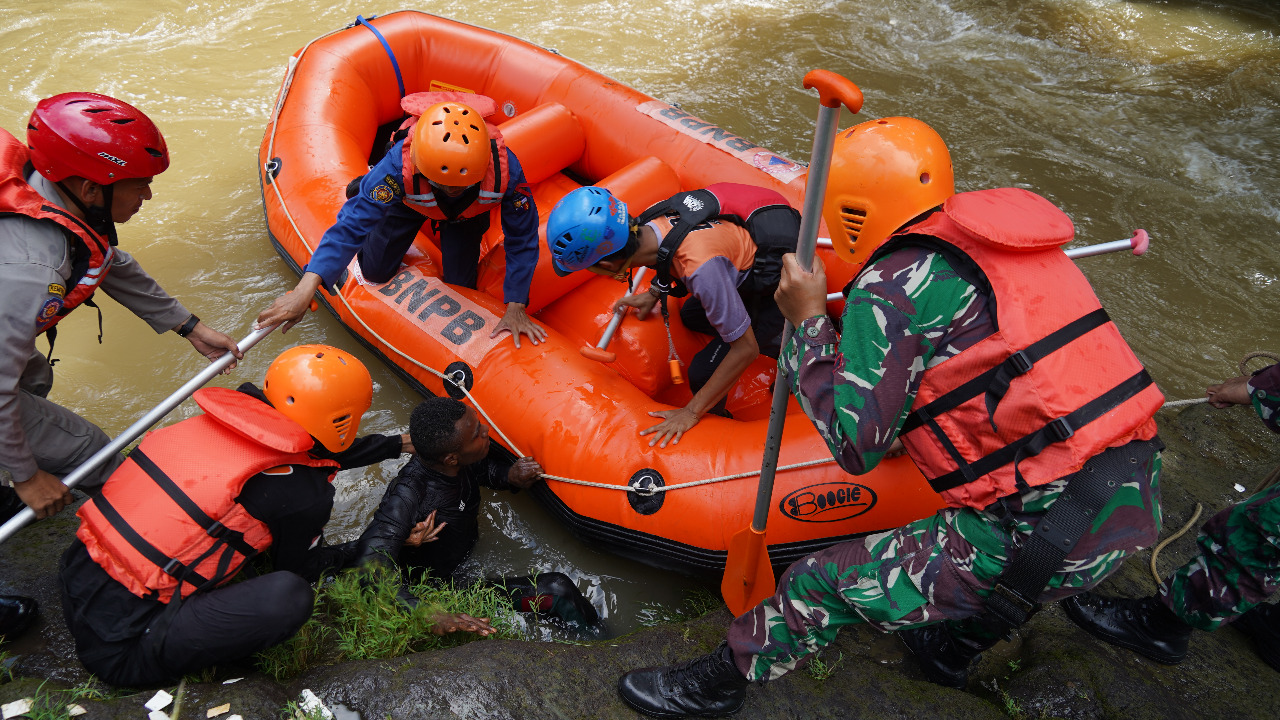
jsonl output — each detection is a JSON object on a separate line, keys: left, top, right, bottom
{"left": 1156, "top": 363, "right": 1280, "bottom": 631}
{"left": 725, "top": 246, "right": 1162, "bottom": 681}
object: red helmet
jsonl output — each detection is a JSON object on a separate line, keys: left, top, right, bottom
{"left": 26, "top": 92, "right": 170, "bottom": 185}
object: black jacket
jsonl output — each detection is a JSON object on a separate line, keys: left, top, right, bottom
{"left": 353, "top": 454, "right": 514, "bottom": 581}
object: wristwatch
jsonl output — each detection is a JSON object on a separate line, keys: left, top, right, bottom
{"left": 175, "top": 314, "right": 200, "bottom": 338}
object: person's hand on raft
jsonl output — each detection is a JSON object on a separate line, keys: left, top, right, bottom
{"left": 491, "top": 302, "right": 547, "bottom": 348}
{"left": 775, "top": 252, "right": 829, "bottom": 326}
{"left": 640, "top": 407, "right": 699, "bottom": 448}
{"left": 1206, "top": 375, "right": 1252, "bottom": 408}
{"left": 404, "top": 510, "right": 446, "bottom": 548}
{"left": 507, "top": 456, "right": 544, "bottom": 489}
{"left": 428, "top": 611, "right": 496, "bottom": 637}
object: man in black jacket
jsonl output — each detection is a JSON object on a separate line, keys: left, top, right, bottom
{"left": 354, "top": 397, "right": 598, "bottom": 626}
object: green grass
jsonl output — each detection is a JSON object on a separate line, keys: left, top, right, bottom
{"left": 8, "top": 679, "right": 130, "bottom": 720}
{"left": 806, "top": 650, "right": 844, "bottom": 681}
{"left": 255, "top": 564, "right": 520, "bottom": 677}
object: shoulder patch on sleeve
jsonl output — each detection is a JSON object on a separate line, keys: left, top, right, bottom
{"left": 37, "top": 296, "right": 63, "bottom": 325}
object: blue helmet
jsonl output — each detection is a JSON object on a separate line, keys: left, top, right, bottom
{"left": 545, "top": 186, "right": 631, "bottom": 276}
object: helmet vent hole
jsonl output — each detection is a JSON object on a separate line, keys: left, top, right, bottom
{"left": 919, "top": 172, "right": 931, "bottom": 185}
{"left": 432, "top": 120, "right": 444, "bottom": 126}
{"left": 840, "top": 206, "right": 866, "bottom": 244}
{"left": 110, "top": 118, "right": 134, "bottom": 125}
{"left": 338, "top": 357, "right": 347, "bottom": 365}
{"left": 145, "top": 147, "right": 163, "bottom": 157}
{"left": 462, "top": 136, "right": 470, "bottom": 145}
{"left": 460, "top": 168, "right": 468, "bottom": 175}
{"left": 84, "top": 107, "right": 107, "bottom": 113}
{"left": 588, "top": 207, "right": 600, "bottom": 215}
{"left": 314, "top": 352, "right": 324, "bottom": 358}
{"left": 442, "top": 132, "right": 451, "bottom": 142}
{"left": 285, "top": 396, "right": 295, "bottom": 405}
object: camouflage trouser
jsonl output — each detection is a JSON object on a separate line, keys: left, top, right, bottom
{"left": 1159, "top": 483, "right": 1280, "bottom": 631}
{"left": 725, "top": 442, "right": 1163, "bottom": 682}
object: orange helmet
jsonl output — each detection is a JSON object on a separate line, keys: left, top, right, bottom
{"left": 263, "top": 345, "right": 373, "bottom": 452}
{"left": 823, "top": 117, "right": 954, "bottom": 270}
{"left": 410, "top": 101, "right": 491, "bottom": 187}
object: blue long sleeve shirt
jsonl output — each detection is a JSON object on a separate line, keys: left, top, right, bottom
{"left": 304, "top": 140, "right": 540, "bottom": 305}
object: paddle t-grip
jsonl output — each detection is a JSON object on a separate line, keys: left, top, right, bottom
{"left": 803, "top": 69, "right": 864, "bottom": 114}
{"left": 581, "top": 346, "right": 616, "bottom": 363}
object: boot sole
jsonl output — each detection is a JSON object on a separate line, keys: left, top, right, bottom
{"left": 1062, "top": 600, "right": 1186, "bottom": 665}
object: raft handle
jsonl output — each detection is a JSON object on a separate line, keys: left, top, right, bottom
{"left": 264, "top": 157, "right": 283, "bottom": 183}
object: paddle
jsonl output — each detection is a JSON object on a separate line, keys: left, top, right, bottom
{"left": 721, "top": 70, "right": 863, "bottom": 617}
{"left": 582, "top": 268, "right": 650, "bottom": 363}
{"left": 817, "top": 230, "right": 1151, "bottom": 303}
{"left": 0, "top": 324, "right": 277, "bottom": 545}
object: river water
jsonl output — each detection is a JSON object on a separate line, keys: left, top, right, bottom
{"left": 2, "top": 0, "right": 1277, "bottom": 634}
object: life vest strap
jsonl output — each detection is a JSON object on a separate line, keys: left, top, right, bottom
{"left": 130, "top": 449, "right": 259, "bottom": 559}
{"left": 902, "top": 308, "right": 1112, "bottom": 434}
{"left": 926, "top": 369, "right": 1155, "bottom": 495}
{"left": 90, "top": 491, "right": 212, "bottom": 590}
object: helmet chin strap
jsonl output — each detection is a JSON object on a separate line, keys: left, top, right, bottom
{"left": 56, "top": 179, "right": 119, "bottom": 246}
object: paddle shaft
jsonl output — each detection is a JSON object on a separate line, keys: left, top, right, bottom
{"left": 0, "top": 325, "right": 276, "bottom": 546}
{"left": 750, "top": 77, "right": 858, "bottom": 534}
{"left": 594, "top": 268, "right": 650, "bottom": 350}
{"left": 819, "top": 232, "right": 1150, "bottom": 302}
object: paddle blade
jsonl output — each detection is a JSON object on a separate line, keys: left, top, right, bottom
{"left": 721, "top": 525, "right": 776, "bottom": 617}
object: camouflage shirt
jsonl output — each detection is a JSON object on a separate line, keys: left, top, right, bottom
{"left": 780, "top": 245, "right": 1161, "bottom": 580}
{"left": 1248, "top": 363, "right": 1280, "bottom": 432}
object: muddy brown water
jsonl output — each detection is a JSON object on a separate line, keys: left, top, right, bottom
{"left": 1, "top": 0, "right": 1277, "bottom": 635}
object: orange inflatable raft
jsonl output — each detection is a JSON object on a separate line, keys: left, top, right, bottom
{"left": 258, "top": 10, "right": 945, "bottom": 575}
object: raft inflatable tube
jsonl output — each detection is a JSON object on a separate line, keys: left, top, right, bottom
{"left": 259, "top": 11, "right": 945, "bottom": 576}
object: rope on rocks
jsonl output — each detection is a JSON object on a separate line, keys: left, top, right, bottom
{"left": 1149, "top": 502, "right": 1202, "bottom": 587}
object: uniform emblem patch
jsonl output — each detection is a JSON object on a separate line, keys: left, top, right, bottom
{"left": 47, "top": 283, "right": 65, "bottom": 298}
{"left": 37, "top": 296, "right": 63, "bottom": 325}
{"left": 370, "top": 184, "right": 395, "bottom": 204}
{"left": 512, "top": 183, "right": 532, "bottom": 212}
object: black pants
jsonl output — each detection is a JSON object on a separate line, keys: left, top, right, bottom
{"left": 680, "top": 293, "right": 785, "bottom": 406}
{"left": 65, "top": 572, "right": 314, "bottom": 687}
{"left": 357, "top": 202, "right": 490, "bottom": 288}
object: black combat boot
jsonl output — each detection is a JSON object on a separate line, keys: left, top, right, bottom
{"left": 618, "top": 643, "right": 749, "bottom": 718}
{"left": 0, "top": 595, "right": 38, "bottom": 641}
{"left": 1062, "top": 592, "right": 1191, "bottom": 664}
{"left": 899, "top": 622, "right": 1000, "bottom": 688}
{"left": 1232, "top": 602, "right": 1280, "bottom": 673}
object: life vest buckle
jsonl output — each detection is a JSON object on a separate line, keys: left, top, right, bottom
{"left": 1046, "top": 417, "right": 1075, "bottom": 442}
{"left": 205, "top": 521, "right": 227, "bottom": 539}
{"left": 1006, "top": 350, "right": 1033, "bottom": 375}
{"left": 162, "top": 558, "right": 184, "bottom": 577}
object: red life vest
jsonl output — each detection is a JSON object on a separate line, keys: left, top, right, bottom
{"left": 397, "top": 92, "right": 510, "bottom": 222}
{"left": 76, "top": 387, "right": 339, "bottom": 602}
{"left": 0, "top": 128, "right": 114, "bottom": 332}
{"left": 894, "top": 188, "right": 1162, "bottom": 511}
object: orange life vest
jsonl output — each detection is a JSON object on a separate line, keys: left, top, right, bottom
{"left": 76, "top": 387, "right": 339, "bottom": 602}
{"left": 0, "top": 128, "right": 114, "bottom": 332}
{"left": 397, "top": 92, "right": 510, "bottom": 221}
{"left": 894, "top": 188, "right": 1162, "bottom": 511}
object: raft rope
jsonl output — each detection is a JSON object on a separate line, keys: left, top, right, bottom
{"left": 1148, "top": 352, "right": 1280, "bottom": 584}
{"left": 262, "top": 36, "right": 837, "bottom": 496}
{"left": 1161, "top": 351, "right": 1280, "bottom": 409}
{"left": 355, "top": 15, "right": 406, "bottom": 100}
{"left": 1148, "top": 502, "right": 1202, "bottom": 587}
